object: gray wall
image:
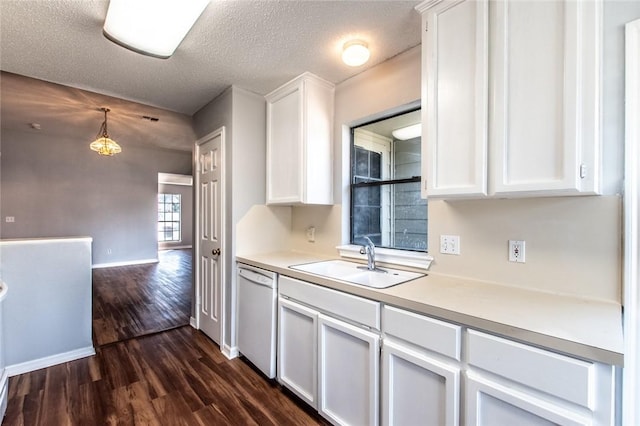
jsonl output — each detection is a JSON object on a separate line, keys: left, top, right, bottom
{"left": 0, "top": 128, "right": 192, "bottom": 265}
{"left": 158, "top": 182, "right": 193, "bottom": 249}
{"left": 1, "top": 238, "right": 93, "bottom": 368}
{"left": 193, "top": 86, "right": 267, "bottom": 350}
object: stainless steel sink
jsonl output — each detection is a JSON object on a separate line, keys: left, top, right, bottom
{"left": 290, "top": 259, "right": 425, "bottom": 289}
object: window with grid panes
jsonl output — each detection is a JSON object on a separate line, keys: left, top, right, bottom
{"left": 350, "top": 109, "right": 427, "bottom": 251}
{"left": 158, "top": 194, "right": 181, "bottom": 242}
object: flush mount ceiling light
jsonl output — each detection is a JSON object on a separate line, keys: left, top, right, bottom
{"left": 90, "top": 108, "right": 122, "bottom": 156}
{"left": 103, "top": 0, "right": 210, "bottom": 59}
{"left": 392, "top": 123, "right": 422, "bottom": 140}
{"left": 342, "top": 40, "right": 370, "bottom": 67}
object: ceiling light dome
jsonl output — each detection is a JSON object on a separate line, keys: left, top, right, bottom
{"left": 342, "top": 40, "right": 370, "bottom": 67}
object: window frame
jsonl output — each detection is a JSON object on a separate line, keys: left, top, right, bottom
{"left": 157, "top": 193, "right": 182, "bottom": 243}
{"left": 349, "top": 109, "right": 426, "bottom": 253}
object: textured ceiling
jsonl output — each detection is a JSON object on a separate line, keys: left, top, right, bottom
{"left": 0, "top": 0, "right": 422, "bottom": 116}
{"left": 0, "top": 1, "right": 421, "bottom": 152}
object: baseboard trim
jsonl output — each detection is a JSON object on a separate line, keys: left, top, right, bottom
{"left": 0, "top": 369, "right": 8, "bottom": 420}
{"left": 6, "top": 346, "right": 96, "bottom": 377}
{"left": 222, "top": 344, "right": 239, "bottom": 360}
{"left": 159, "top": 245, "right": 193, "bottom": 250}
{"left": 92, "top": 258, "right": 158, "bottom": 269}
{"left": 190, "top": 316, "right": 197, "bottom": 328}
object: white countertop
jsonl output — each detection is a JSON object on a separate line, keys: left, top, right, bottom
{"left": 237, "top": 251, "right": 624, "bottom": 366}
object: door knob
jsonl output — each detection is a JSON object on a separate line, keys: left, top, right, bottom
{"left": 212, "top": 248, "right": 221, "bottom": 256}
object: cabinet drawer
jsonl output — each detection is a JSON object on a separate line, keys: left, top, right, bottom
{"left": 279, "top": 275, "right": 380, "bottom": 329}
{"left": 467, "top": 329, "right": 595, "bottom": 409}
{"left": 382, "top": 305, "right": 461, "bottom": 361}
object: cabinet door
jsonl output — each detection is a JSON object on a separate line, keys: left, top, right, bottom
{"left": 490, "top": 0, "right": 601, "bottom": 196}
{"left": 318, "top": 314, "right": 380, "bottom": 426}
{"left": 266, "top": 84, "right": 303, "bottom": 204}
{"left": 465, "top": 372, "right": 591, "bottom": 426}
{"left": 277, "top": 297, "right": 318, "bottom": 408}
{"left": 421, "top": 0, "right": 489, "bottom": 198}
{"left": 382, "top": 338, "right": 460, "bottom": 426}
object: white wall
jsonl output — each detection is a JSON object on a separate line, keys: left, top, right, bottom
{"left": 289, "top": 1, "right": 640, "bottom": 302}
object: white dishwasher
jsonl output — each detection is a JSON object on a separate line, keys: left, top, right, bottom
{"left": 237, "top": 263, "right": 277, "bottom": 378}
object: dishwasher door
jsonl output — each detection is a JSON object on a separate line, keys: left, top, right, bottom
{"left": 237, "top": 264, "right": 277, "bottom": 378}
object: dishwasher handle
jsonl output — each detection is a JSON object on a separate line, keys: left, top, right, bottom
{"left": 238, "top": 268, "right": 275, "bottom": 288}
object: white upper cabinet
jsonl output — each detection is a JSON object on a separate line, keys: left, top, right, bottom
{"left": 266, "top": 72, "right": 335, "bottom": 205}
{"left": 417, "top": 0, "right": 602, "bottom": 199}
{"left": 420, "top": 0, "right": 489, "bottom": 198}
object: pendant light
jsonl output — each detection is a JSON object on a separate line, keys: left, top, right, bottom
{"left": 90, "top": 108, "right": 122, "bottom": 156}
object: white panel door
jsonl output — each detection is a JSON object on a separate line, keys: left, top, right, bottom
{"left": 318, "top": 314, "right": 380, "bottom": 426}
{"left": 277, "top": 297, "right": 318, "bottom": 409}
{"left": 490, "top": 0, "right": 601, "bottom": 196}
{"left": 422, "top": 0, "right": 489, "bottom": 198}
{"left": 382, "top": 339, "right": 460, "bottom": 426}
{"left": 196, "top": 130, "right": 224, "bottom": 345}
{"left": 465, "top": 372, "right": 591, "bottom": 426}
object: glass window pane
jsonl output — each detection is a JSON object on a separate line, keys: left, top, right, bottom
{"left": 370, "top": 151, "right": 381, "bottom": 179}
{"left": 350, "top": 108, "right": 425, "bottom": 252}
{"left": 355, "top": 147, "right": 369, "bottom": 177}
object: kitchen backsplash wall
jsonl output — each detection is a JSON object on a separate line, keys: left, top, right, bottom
{"left": 428, "top": 196, "right": 622, "bottom": 302}
{"left": 237, "top": 205, "right": 292, "bottom": 256}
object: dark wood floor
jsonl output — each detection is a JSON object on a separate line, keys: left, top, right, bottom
{"left": 92, "top": 249, "right": 193, "bottom": 346}
{"left": 5, "top": 249, "right": 328, "bottom": 425}
{"left": 4, "top": 326, "right": 328, "bottom": 425}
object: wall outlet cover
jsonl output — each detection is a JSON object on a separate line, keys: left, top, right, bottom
{"left": 509, "top": 240, "right": 526, "bottom": 263}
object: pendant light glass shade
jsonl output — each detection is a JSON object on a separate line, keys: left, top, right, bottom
{"left": 90, "top": 108, "right": 122, "bottom": 156}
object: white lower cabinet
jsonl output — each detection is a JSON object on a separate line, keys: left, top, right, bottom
{"left": 466, "top": 372, "right": 591, "bottom": 426}
{"left": 382, "top": 338, "right": 460, "bottom": 426}
{"left": 278, "top": 297, "right": 318, "bottom": 409}
{"left": 275, "top": 279, "right": 618, "bottom": 426}
{"left": 318, "top": 314, "right": 380, "bottom": 426}
{"left": 465, "top": 330, "right": 617, "bottom": 426}
{"left": 381, "top": 305, "right": 462, "bottom": 426}
{"left": 277, "top": 275, "right": 381, "bottom": 426}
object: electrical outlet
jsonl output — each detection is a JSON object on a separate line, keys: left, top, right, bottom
{"left": 509, "top": 240, "right": 526, "bottom": 263}
{"left": 5, "top": 216, "right": 15, "bottom": 223}
{"left": 440, "top": 235, "right": 460, "bottom": 255}
{"left": 306, "top": 226, "right": 316, "bottom": 243}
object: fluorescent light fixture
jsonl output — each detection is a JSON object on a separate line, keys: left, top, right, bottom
{"left": 392, "top": 123, "right": 422, "bottom": 140}
{"left": 103, "top": 0, "right": 210, "bottom": 59}
{"left": 342, "top": 40, "right": 370, "bottom": 67}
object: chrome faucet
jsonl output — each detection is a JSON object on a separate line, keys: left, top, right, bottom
{"left": 359, "top": 236, "right": 376, "bottom": 271}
